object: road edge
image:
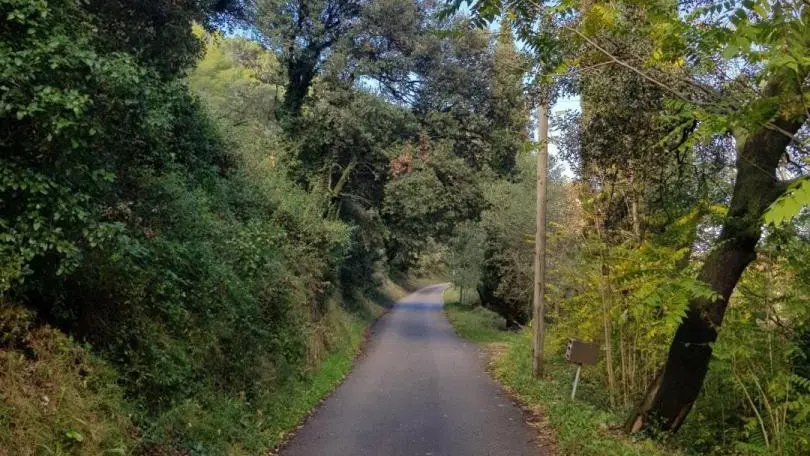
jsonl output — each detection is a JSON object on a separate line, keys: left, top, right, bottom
{"left": 441, "top": 287, "right": 558, "bottom": 455}
{"left": 268, "top": 295, "right": 394, "bottom": 455}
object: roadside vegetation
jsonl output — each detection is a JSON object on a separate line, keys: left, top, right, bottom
{"left": 443, "top": 1, "right": 810, "bottom": 455}
{"left": 1, "top": 0, "right": 528, "bottom": 454}
{"left": 445, "top": 287, "right": 674, "bottom": 456}
{"left": 2, "top": 0, "right": 808, "bottom": 455}
{"left": 1, "top": 285, "right": 396, "bottom": 455}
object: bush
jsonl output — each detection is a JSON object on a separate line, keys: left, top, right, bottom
{"left": 1, "top": 1, "right": 362, "bottom": 452}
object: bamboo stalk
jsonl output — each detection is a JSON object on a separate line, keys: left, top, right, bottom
{"left": 735, "top": 368, "right": 770, "bottom": 449}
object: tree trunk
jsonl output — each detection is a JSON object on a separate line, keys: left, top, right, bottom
{"left": 532, "top": 103, "right": 550, "bottom": 378}
{"left": 626, "top": 109, "right": 806, "bottom": 433}
{"left": 631, "top": 196, "right": 641, "bottom": 242}
{"left": 283, "top": 54, "right": 318, "bottom": 117}
{"left": 596, "top": 219, "right": 616, "bottom": 406}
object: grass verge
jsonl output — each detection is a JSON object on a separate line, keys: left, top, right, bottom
{"left": 443, "top": 286, "right": 678, "bottom": 456}
{"left": 259, "top": 282, "right": 407, "bottom": 451}
{"left": 258, "top": 313, "right": 370, "bottom": 452}
{"left": 0, "top": 304, "right": 135, "bottom": 456}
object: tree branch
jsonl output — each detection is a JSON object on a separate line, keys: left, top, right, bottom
{"left": 765, "top": 120, "right": 810, "bottom": 155}
{"left": 564, "top": 25, "right": 716, "bottom": 108}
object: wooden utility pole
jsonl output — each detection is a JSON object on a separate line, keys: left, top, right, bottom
{"left": 532, "top": 103, "right": 550, "bottom": 379}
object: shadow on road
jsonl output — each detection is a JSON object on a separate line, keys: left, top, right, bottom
{"left": 394, "top": 319, "right": 457, "bottom": 341}
{"left": 393, "top": 302, "right": 444, "bottom": 311}
{"left": 415, "top": 284, "right": 449, "bottom": 294}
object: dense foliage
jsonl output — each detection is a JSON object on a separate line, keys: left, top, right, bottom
{"left": 0, "top": 0, "right": 534, "bottom": 454}
{"left": 446, "top": 0, "right": 810, "bottom": 454}
{"left": 1, "top": 0, "right": 361, "bottom": 453}
{"left": 2, "top": 0, "right": 808, "bottom": 454}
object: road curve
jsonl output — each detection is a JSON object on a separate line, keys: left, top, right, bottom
{"left": 281, "top": 283, "right": 542, "bottom": 456}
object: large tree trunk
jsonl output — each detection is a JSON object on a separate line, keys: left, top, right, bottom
{"left": 283, "top": 56, "right": 318, "bottom": 116}
{"left": 626, "top": 107, "right": 806, "bottom": 433}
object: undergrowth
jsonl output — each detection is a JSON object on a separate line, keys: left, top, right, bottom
{"left": 443, "top": 287, "right": 509, "bottom": 344}
{"left": 0, "top": 283, "right": 400, "bottom": 455}
{"left": 0, "top": 304, "right": 134, "bottom": 456}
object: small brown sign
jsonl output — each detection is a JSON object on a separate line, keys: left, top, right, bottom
{"left": 565, "top": 339, "right": 599, "bottom": 365}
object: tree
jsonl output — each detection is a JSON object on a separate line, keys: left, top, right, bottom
{"left": 462, "top": 0, "right": 809, "bottom": 433}
{"left": 470, "top": 152, "right": 566, "bottom": 328}
{"left": 577, "top": 1, "right": 810, "bottom": 433}
{"left": 413, "top": 24, "right": 496, "bottom": 170}
{"left": 80, "top": 0, "right": 246, "bottom": 75}
{"left": 447, "top": 221, "right": 485, "bottom": 304}
{"left": 489, "top": 24, "right": 530, "bottom": 176}
{"left": 1, "top": 1, "right": 356, "bottom": 451}
{"left": 294, "top": 82, "right": 417, "bottom": 287}
{"left": 256, "top": 0, "right": 362, "bottom": 116}
{"left": 350, "top": 0, "right": 426, "bottom": 99}
{"left": 383, "top": 138, "right": 486, "bottom": 270}
{"left": 379, "top": 16, "right": 532, "bottom": 272}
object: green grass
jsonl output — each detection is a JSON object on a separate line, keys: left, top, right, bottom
{"left": 135, "top": 314, "right": 371, "bottom": 455}
{"left": 443, "top": 287, "right": 678, "bottom": 456}
{"left": 444, "top": 302, "right": 509, "bottom": 343}
{"left": 0, "top": 304, "right": 136, "bottom": 456}
{"left": 139, "top": 314, "right": 371, "bottom": 455}
{"left": 259, "top": 315, "right": 367, "bottom": 448}
{"left": 247, "top": 283, "right": 405, "bottom": 451}
{"left": 444, "top": 288, "right": 511, "bottom": 343}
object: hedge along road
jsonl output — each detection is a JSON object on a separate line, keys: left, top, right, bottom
{"left": 281, "top": 284, "right": 543, "bottom": 456}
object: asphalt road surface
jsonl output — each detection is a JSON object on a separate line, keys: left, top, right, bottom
{"left": 281, "top": 283, "right": 542, "bottom": 456}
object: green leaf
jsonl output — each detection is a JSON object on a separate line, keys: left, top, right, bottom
{"left": 764, "top": 177, "right": 810, "bottom": 225}
{"left": 65, "top": 430, "right": 84, "bottom": 442}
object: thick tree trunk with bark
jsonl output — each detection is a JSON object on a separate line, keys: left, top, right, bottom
{"left": 283, "top": 56, "right": 318, "bottom": 116}
{"left": 626, "top": 106, "right": 806, "bottom": 433}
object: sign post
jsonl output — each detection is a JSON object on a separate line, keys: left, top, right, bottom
{"left": 571, "top": 364, "right": 582, "bottom": 400}
{"left": 564, "top": 339, "right": 599, "bottom": 400}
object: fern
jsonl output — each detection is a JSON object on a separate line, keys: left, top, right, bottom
{"left": 792, "top": 374, "right": 810, "bottom": 393}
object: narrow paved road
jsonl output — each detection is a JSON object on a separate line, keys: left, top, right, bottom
{"left": 281, "top": 284, "right": 542, "bottom": 456}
